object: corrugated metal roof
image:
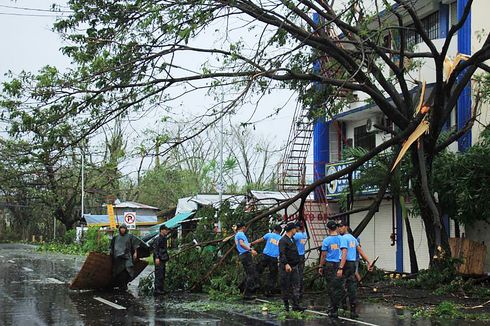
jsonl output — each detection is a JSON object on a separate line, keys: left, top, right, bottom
{"left": 113, "top": 201, "right": 160, "bottom": 210}
{"left": 176, "top": 194, "right": 245, "bottom": 215}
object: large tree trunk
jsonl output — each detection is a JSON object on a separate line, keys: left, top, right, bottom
{"left": 399, "top": 195, "right": 419, "bottom": 273}
{"left": 411, "top": 145, "right": 451, "bottom": 267}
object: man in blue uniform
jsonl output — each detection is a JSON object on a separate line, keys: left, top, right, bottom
{"left": 251, "top": 225, "right": 282, "bottom": 296}
{"left": 234, "top": 222, "right": 258, "bottom": 300}
{"left": 293, "top": 222, "right": 308, "bottom": 300}
{"left": 338, "top": 221, "right": 373, "bottom": 318}
{"left": 318, "top": 220, "right": 345, "bottom": 318}
{"left": 279, "top": 222, "right": 305, "bottom": 312}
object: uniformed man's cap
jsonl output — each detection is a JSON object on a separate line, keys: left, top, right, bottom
{"left": 236, "top": 222, "right": 246, "bottom": 229}
{"left": 119, "top": 224, "right": 128, "bottom": 229}
{"left": 337, "top": 220, "right": 349, "bottom": 227}
{"left": 326, "top": 220, "right": 338, "bottom": 230}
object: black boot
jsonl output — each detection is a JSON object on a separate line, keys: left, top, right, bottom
{"left": 283, "top": 300, "right": 290, "bottom": 312}
{"left": 328, "top": 306, "right": 339, "bottom": 318}
{"left": 292, "top": 299, "right": 306, "bottom": 312}
{"left": 350, "top": 304, "right": 359, "bottom": 318}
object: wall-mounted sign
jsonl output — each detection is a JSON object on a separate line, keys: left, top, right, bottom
{"left": 325, "top": 160, "right": 379, "bottom": 198}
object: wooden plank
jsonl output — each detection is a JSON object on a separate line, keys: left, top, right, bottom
{"left": 449, "top": 238, "right": 486, "bottom": 276}
{"left": 69, "top": 252, "right": 148, "bottom": 290}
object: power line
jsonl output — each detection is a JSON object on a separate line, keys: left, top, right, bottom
{"left": 0, "top": 4, "right": 72, "bottom": 13}
{"left": 0, "top": 12, "right": 63, "bottom": 18}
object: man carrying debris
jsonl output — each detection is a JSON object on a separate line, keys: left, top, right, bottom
{"left": 318, "top": 220, "right": 345, "bottom": 318}
{"left": 251, "top": 225, "right": 282, "bottom": 296}
{"left": 153, "top": 225, "right": 170, "bottom": 295}
{"left": 293, "top": 222, "right": 308, "bottom": 300}
{"left": 278, "top": 222, "right": 305, "bottom": 312}
{"left": 338, "top": 221, "right": 373, "bottom": 318}
{"left": 109, "top": 224, "right": 141, "bottom": 291}
{"left": 234, "top": 222, "right": 258, "bottom": 300}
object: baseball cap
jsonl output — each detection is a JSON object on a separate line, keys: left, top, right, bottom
{"left": 337, "top": 220, "right": 349, "bottom": 227}
{"left": 236, "top": 222, "right": 246, "bottom": 229}
{"left": 326, "top": 220, "right": 338, "bottom": 230}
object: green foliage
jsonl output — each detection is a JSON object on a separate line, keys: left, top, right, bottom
{"left": 38, "top": 227, "right": 110, "bottom": 255}
{"left": 434, "top": 128, "right": 490, "bottom": 225}
{"left": 138, "top": 203, "right": 271, "bottom": 296}
{"left": 394, "top": 258, "right": 459, "bottom": 289}
{"left": 138, "top": 272, "right": 154, "bottom": 296}
{"left": 206, "top": 275, "right": 241, "bottom": 301}
{"left": 137, "top": 166, "right": 200, "bottom": 210}
{"left": 412, "top": 301, "right": 461, "bottom": 320}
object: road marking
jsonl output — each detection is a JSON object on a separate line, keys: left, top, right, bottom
{"left": 94, "top": 296, "right": 127, "bottom": 310}
{"left": 304, "top": 309, "right": 381, "bottom": 326}
{"left": 46, "top": 277, "right": 64, "bottom": 284}
{"left": 22, "top": 267, "right": 34, "bottom": 272}
{"left": 7, "top": 260, "right": 15, "bottom": 263}
{"left": 255, "top": 298, "right": 380, "bottom": 326}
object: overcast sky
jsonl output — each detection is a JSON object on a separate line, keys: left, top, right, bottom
{"left": 0, "top": 0, "right": 305, "bottom": 179}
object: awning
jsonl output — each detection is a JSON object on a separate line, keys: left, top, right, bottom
{"left": 163, "top": 211, "right": 195, "bottom": 229}
{"left": 143, "top": 211, "right": 195, "bottom": 243}
{"left": 147, "top": 211, "right": 195, "bottom": 233}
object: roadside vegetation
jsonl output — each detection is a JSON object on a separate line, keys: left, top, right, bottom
{"left": 37, "top": 227, "right": 110, "bottom": 255}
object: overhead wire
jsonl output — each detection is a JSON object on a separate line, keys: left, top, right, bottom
{"left": 0, "top": 3, "right": 72, "bottom": 13}
{"left": 0, "top": 12, "right": 66, "bottom": 18}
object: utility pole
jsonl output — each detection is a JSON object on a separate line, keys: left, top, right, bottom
{"left": 218, "top": 92, "right": 225, "bottom": 232}
{"left": 81, "top": 148, "right": 85, "bottom": 219}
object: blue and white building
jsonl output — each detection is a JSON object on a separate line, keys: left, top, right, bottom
{"left": 312, "top": 0, "right": 490, "bottom": 272}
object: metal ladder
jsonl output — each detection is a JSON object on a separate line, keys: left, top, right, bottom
{"left": 278, "top": 105, "right": 330, "bottom": 248}
{"left": 278, "top": 104, "right": 314, "bottom": 192}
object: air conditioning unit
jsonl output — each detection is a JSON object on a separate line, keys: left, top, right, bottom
{"left": 366, "top": 117, "right": 382, "bottom": 133}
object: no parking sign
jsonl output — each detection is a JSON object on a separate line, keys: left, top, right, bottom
{"left": 123, "top": 212, "right": 137, "bottom": 229}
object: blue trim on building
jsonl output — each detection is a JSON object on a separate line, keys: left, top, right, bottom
{"left": 442, "top": 214, "right": 450, "bottom": 236}
{"left": 439, "top": 4, "right": 450, "bottom": 38}
{"left": 313, "top": 119, "right": 329, "bottom": 200}
{"left": 395, "top": 199, "right": 404, "bottom": 272}
{"left": 457, "top": 0, "right": 472, "bottom": 151}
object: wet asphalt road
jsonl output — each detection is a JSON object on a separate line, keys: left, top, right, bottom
{"left": 0, "top": 243, "right": 485, "bottom": 326}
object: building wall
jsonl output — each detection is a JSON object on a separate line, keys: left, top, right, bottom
{"left": 471, "top": 0, "right": 490, "bottom": 143}
{"left": 312, "top": 0, "right": 489, "bottom": 272}
{"left": 465, "top": 220, "right": 490, "bottom": 272}
{"left": 402, "top": 213, "right": 431, "bottom": 272}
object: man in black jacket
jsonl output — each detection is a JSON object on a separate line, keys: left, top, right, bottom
{"left": 153, "top": 225, "right": 170, "bottom": 295}
{"left": 279, "top": 222, "right": 305, "bottom": 312}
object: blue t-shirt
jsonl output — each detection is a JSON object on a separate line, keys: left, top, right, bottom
{"left": 293, "top": 232, "right": 308, "bottom": 256}
{"left": 340, "top": 233, "right": 359, "bottom": 262}
{"left": 262, "top": 232, "right": 281, "bottom": 258}
{"left": 235, "top": 231, "right": 250, "bottom": 255}
{"left": 356, "top": 237, "right": 361, "bottom": 260}
{"left": 321, "top": 235, "right": 341, "bottom": 262}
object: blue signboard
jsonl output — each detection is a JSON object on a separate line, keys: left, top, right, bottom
{"left": 325, "top": 160, "right": 379, "bottom": 198}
